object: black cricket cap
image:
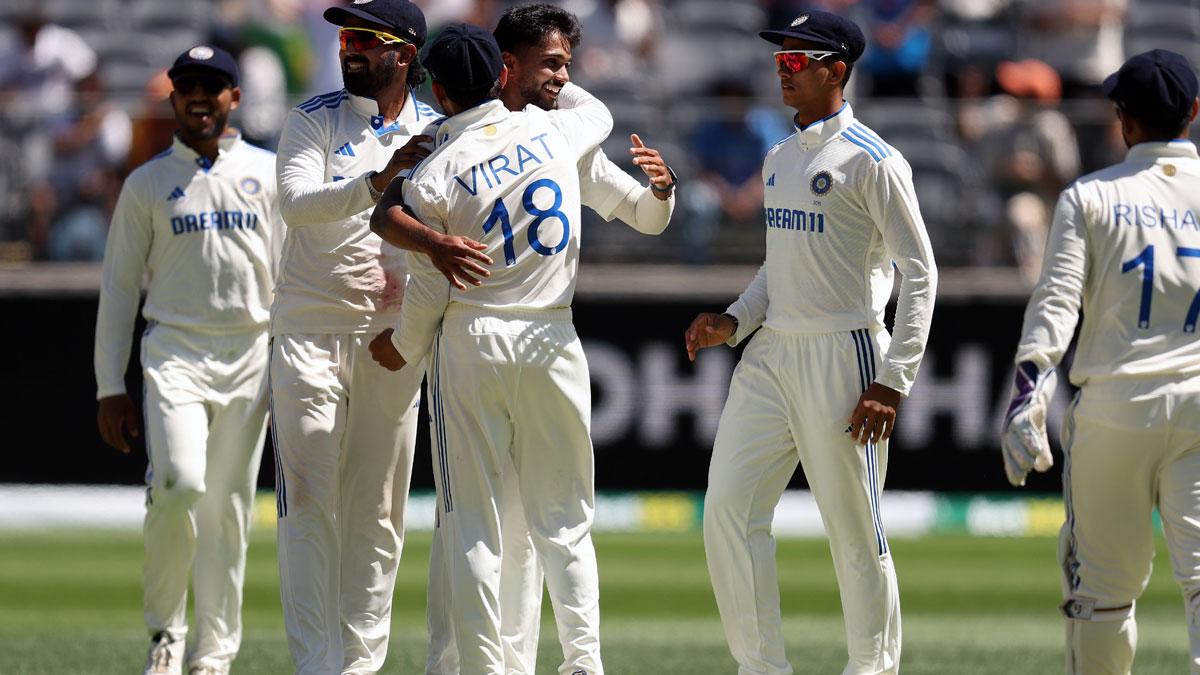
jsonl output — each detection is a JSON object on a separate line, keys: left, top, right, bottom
{"left": 324, "top": 0, "right": 427, "bottom": 48}
{"left": 760, "top": 10, "right": 866, "bottom": 62}
{"left": 422, "top": 23, "right": 503, "bottom": 91}
{"left": 1104, "top": 49, "right": 1199, "bottom": 130}
{"left": 167, "top": 45, "right": 239, "bottom": 87}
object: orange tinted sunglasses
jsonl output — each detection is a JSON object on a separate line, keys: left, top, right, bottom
{"left": 774, "top": 49, "right": 838, "bottom": 73}
{"left": 339, "top": 27, "right": 409, "bottom": 51}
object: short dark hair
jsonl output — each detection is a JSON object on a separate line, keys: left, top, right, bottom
{"left": 441, "top": 77, "right": 504, "bottom": 110}
{"left": 1129, "top": 109, "right": 1190, "bottom": 141}
{"left": 494, "top": 4, "right": 582, "bottom": 54}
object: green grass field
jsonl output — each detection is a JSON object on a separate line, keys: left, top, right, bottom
{"left": 0, "top": 530, "right": 1190, "bottom": 674}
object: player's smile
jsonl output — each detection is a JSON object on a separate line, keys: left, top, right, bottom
{"left": 185, "top": 101, "right": 214, "bottom": 124}
{"left": 342, "top": 55, "right": 369, "bottom": 74}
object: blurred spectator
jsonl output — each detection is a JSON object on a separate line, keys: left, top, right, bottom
{"left": 767, "top": 0, "right": 860, "bottom": 28}
{"left": 937, "top": 0, "right": 1018, "bottom": 97}
{"left": 125, "top": 71, "right": 178, "bottom": 173}
{"left": 414, "top": 0, "right": 501, "bottom": 29}
{"left": 1017, "top": 0, "right": 1126, "bottom": 99}
{"left": 681, "top": 78, "right": 790, "bottom": 264}
{"left": 1017, "top": 0, "right": 1127, "bottom": 172}
{"left": 0, "top": 9, "right": 99, "bottom": 256}
{"left": 568, "top": 0, "right": 662, "bottom": 87}
{"left": 42, "top": 70, "right": 131, "bottom": 261}
{"left": 0, "top": 11, "right": 98, "bottom": 120}
{"left": 959, "top": 59, "right": 1080, "bottom": 280}
{"left": 860, "top": 0, "right": 935, "bottom": 97}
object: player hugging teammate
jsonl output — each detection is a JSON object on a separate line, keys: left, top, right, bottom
{"left": 102, "top": 3, "right": 1200, "bottom": 675}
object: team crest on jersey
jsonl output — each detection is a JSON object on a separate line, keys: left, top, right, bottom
{"left": 791, "top": 14, "right": 809, "bottom": 27}
{"left": 239, "top": 177, "right": 262, "bottom": 195}
{"left": 810, "top": 170, "right": 833, "bottom": 195}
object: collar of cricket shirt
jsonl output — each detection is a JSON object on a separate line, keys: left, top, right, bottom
{"left": 348, "top": 90, "right": 427, "bottom": 138}
{"left": 171, "top": 128, "right": 242, "bottom": 172}
{"left": 1126, "top": 139, "right": 1199, "bottom": 162}
{"left": 431, "top": 98, "right": 509, "bottom": 146}
{"left": 795, "top": 101, "right": 853, "bottom": 150}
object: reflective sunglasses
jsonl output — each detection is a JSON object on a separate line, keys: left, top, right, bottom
{"left": 339, "top": 26, "right": 409, "bottom": 51}
{"left": 172, "top": 73, "right": 231, "bottom": 95}
{"left": 774, "top": 49, "right": 838, "bottom": 73}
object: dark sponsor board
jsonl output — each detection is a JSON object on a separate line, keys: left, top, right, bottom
{"left": 0, "top": 293, "right": 1066, "bottom": 493}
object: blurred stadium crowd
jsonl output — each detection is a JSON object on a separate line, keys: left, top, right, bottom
{"left": 0, "top": 0, "right": 1197, "bottom": 274}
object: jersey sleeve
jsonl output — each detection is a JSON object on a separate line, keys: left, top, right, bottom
{"left": 276, "top": 108, "right": 376, "bottom": 227}
{"left": 1014, "top": 186, "right": 1088, "bottom": 370}
{"left": 391, "top": 178, "right": 451, "bottom": 365}
{"left": 725, "top": 264, "right": 768, "bottom": 346}
{"left": 546, "top": 83, "right": 613, "bottom": 161}
{"left": 863, "top": 156, "right": 939, "bottom": 396}
{"left": 94, "top": 175, "right": 153, "bottom": 398}
{"left": 580, "top": 148, "right": 673, "bottom": 235}
{"left": 263, "top": 169, "right": 287, "bottom": 280}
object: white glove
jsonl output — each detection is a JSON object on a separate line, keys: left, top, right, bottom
{"left": 999, "top": 361, "right": 1057, "bottom": 487}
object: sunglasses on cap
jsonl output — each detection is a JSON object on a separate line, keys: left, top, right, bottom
{"left": 774, "top": 50, "right": 838, "bottom": 73}
{"left": 172, "top": 73, "right": 232, "bottom": 95}
{"left": 339, "top": 26, "right": 409, "bottom": 51}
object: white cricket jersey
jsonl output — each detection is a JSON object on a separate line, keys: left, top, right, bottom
{"left": 1016, "top": 140, "right": 1200, "bottom": 385}
{"left": 94, "top": 131, "right": 282, "bottom": 398}
{"left": 391, "top": 83, "right": 612, "bottom": 363}
{"left": 578, "top": 147, "right": 673, "bottom": 234}
{"left": 724, "top": 103, "right": 938, "bottom": 396}
{"left": 271, "top": 87, "right": 440, "bottom": 335}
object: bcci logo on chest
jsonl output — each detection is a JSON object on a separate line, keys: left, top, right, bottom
{"left": 810, "top": 170, "right": 833, "bottom": 195}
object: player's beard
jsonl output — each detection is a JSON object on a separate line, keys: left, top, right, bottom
{"left": 177, "top": 104, "right": 230, "bottom": 144}
{"left": 519, "top": 75, "right": 561, "bottom": 111}
{"left": 342, "top": 52, "right": 400, "bottom": 97}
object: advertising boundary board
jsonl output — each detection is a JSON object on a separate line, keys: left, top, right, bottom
{"left": 0, "top": 267, "right": 1059, "bottom": 493}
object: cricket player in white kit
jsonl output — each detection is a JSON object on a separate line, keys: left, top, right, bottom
{"left": 366, "top": 24, "right": 612, "bottom": 675}
{"left": 94, "top": 47, "right": 281, "bottom": 675}
{"left": 685, "top": 12, "right": 937, "bottom": 675}
{"left": 269, "top": 1, "right": 439, "bottom": 672}
{"left": 392, "top": 6, "right": 678, "bottom": 674}
{"left": 1000, "top": 50, "right": 1200, "bottom": 675}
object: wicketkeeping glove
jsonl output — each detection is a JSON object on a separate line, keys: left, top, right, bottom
{"left": 999, "top": 361, "right": 1056, "bottom": 487}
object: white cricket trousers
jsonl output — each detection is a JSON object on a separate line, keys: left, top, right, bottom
{"left": 426, "top": 464, "right": 543, "bottom": 675}
{"left": 705, "top": 326, "right": 901, "bottom": 675}
{"left": 140, "top": 323, "right": 268, "bottom": 672}
{"left": 270, "top": 333, "right": 423, "bottom": 675}
{"left": 1058, "top": 378, "right": 1200, "bottom": 675}
{"left": 430, "top": 304, "right": 603, "bottom": 675}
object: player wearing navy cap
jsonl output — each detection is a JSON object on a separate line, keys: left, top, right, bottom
{"left": 370, "top": 5, "right": 676, "bottom": 674}
{"left": 268, "top": 1, "right": 446, "bottom": 673}
{"left": 1001, "top": 49, "right": 1200, "bottom": 674}
{"left": 366, "top": 22, "right": 613, "bottom": 675}
{"left": 95, "top": 45, "right": 282, "bottom": 675}
{"left": 686, "top": 10, "right": 937, "bottom": 674}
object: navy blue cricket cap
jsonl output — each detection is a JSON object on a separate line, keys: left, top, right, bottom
{"left": 1104, "top": 49, "right": 1199, "bottom": 129}
{"left": 421, "top": 23, "right": 503, "bottom": 91}
{"left": 167, "top": 45, "right": 239, "bottom": 87}
{"left": 759, "top": 10, "right": 865, "bottom": 62}
{"left": 324, "top": 0, "right": 427, "bottom": 48}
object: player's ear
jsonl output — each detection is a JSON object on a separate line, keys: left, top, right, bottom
{"left": 502, "top": 51, "right": 517, "bottom": 71}
{"left": 498, "top": 64, "right": 509, "bottom": 89}
{"left": 828, "top": 60, "right": 847, "bottom": 88}
{"left": 228, "top": 86, "right": 241, "bottom": 112}
{"left": 397, "top": 43, "right": 418, "bottom": 68}
{"left": 1190, "top": 98, "right": 1199, "bottom": 124}
{"left": 431, "top": 80, "right": 450, "bottom": 114}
